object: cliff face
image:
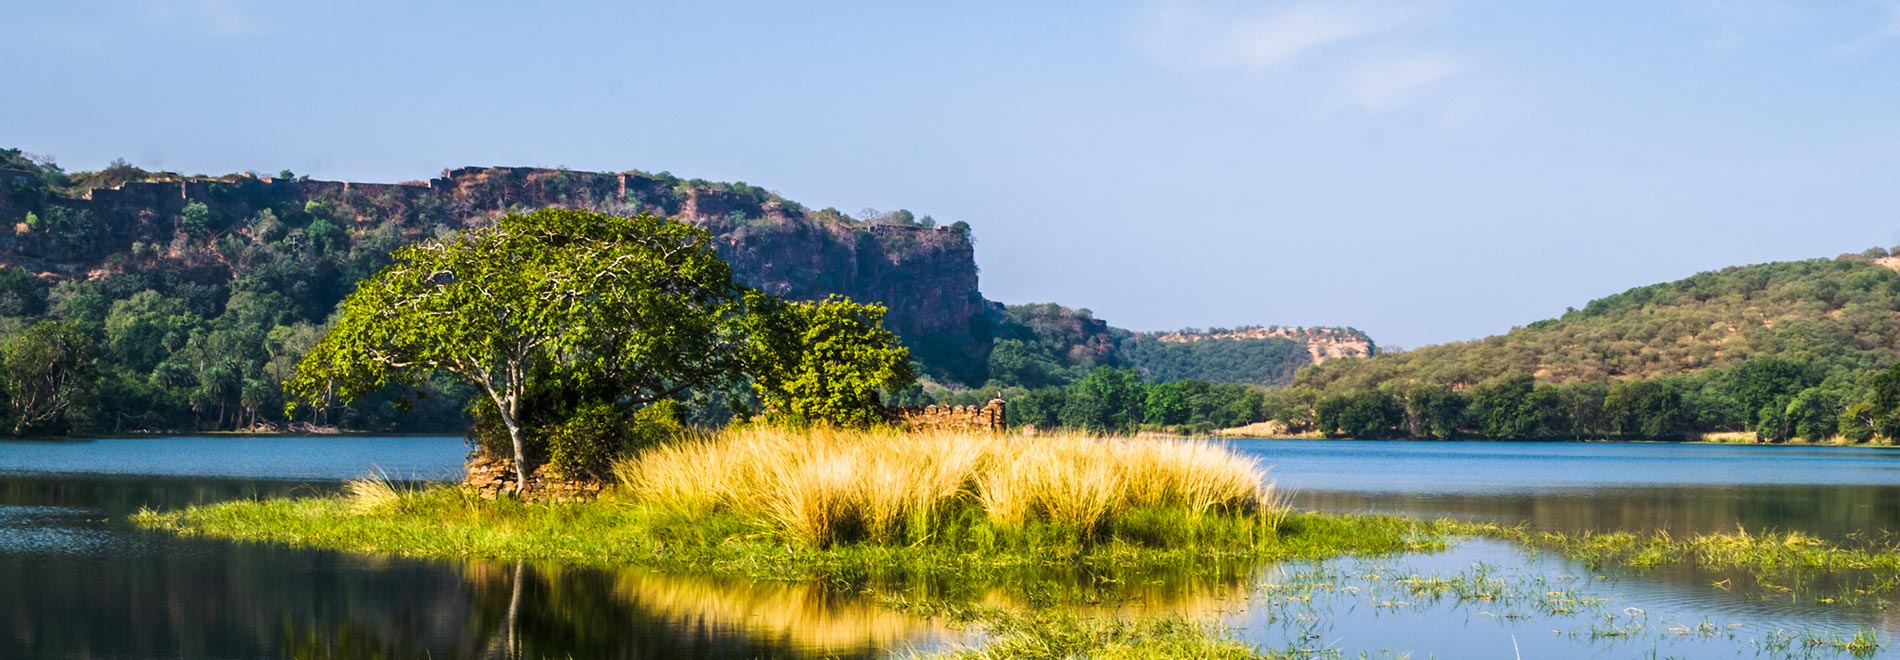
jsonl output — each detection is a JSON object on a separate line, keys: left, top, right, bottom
{"left": 1150, "top": 327, "right": 1375, "bottom": 365}
{"left": 0, "top": 166, "right": 988, "bottom": 380}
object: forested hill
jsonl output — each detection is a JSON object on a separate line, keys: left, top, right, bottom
{"left": 970, "top": 303, "right": 1372, "bottom": 391}
{"left": 0, "top": 148, "right": 1367, "bottom": 434}
{"left": 1279, "top": 252, "right": 1900, "bottom": 441}
{"left": 0, "top": 150, "right": 985, "bottom": 377}
{"left": 1298, "top": 254, "right": 1900, "bottom": 392}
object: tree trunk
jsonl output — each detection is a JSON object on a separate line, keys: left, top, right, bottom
{"left": 506, "top": 419, "right": 529, "bottom": 493}
{"left": 507, "top": 560, "right": 525, "bottom": 659}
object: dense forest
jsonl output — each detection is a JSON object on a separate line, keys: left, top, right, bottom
{"left": 1270, "top": 253, "right": 1900, "bottom": 442}
{"left": 0, "top": 148, "right": 1331, "bottom": 436}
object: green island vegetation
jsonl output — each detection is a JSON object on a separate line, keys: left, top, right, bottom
{"left": 1261, "top": 252, "right": 1900, "bottom": 442}
{"left": 140, "top": 426, "right": 1462, "bottom": 660}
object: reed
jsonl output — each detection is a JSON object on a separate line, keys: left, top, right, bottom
{"left": 618, "top": 427, "right": 1277, "bottom": 546}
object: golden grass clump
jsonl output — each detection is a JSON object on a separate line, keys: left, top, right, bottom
{"left": 617, "top": 426, "right": 1277, "bottom": 546}
{"left": 343, "top": 473, "right": 402, "bottom": 514}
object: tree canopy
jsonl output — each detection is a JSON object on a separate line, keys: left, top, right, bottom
{"left": 287, "top": 209, "right": 755, "bottom": 489}
{"left": 286, "top": 208, "right": 917, "bottom": 490}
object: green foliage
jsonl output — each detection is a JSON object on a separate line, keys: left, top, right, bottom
{"left": 179, "top": 201, "right": 211, "bottom": 237}
{"left": 1142, "top": 380, "right": 1263, "bottom": 433}
{"left": 1315, "top": 389, "right": 1403, "bottom": 438}
{"left": 1125, "top": 337, "right": 1306, "bottom": 385}
{"left": 1059, "top": 367, "right": 1146, "bottom": 434}
{"left": 1, "top": 320, "right": 96, "bottom": 435}
{"left": 287, "top": 209, "right": 751, "bottom": 485}
{"left": 0, "top": 267, "right": 48, "bottom": 317}
{"left": 545, "top": 400, "right": 685, "bottom": 480}
{"left": 746, "top": 294, "right": 915, "bottom": 428}
{"left": 978, "top": 303, "right": 1122, "bottom": 390}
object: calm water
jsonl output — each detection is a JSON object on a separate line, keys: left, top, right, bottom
{"left": 2, "top": 436, "right": 1896, "bottom": 659}
{"left": 1243, "top": 439, "right": 1900, "bottom": 540}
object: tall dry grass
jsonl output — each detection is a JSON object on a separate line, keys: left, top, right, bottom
{"left": 344, "top": 471, "right": 402, "bottom": 514}
{"left": 617, "top": 427, "right": 1278, "bottom": 546}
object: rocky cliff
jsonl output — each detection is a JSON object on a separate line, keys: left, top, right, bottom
{"left": 0, "top": 165, "right": 989, "bottom": 381}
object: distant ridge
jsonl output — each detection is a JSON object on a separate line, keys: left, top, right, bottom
{"left": 1147, "top": 326, "right": 1374, "bottom": 365}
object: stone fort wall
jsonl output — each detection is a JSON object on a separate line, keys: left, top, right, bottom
{"left": 892, "top": 398, "right": 1006, "bottom": 433}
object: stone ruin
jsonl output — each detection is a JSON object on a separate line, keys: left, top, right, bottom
{"left": 893, "top": 398, "right": 1006, "bottom": 433}
{"left": 461, "top": 453, "right": 606, "bottom": 502}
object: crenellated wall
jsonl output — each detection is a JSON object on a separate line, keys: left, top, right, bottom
{"left": 893, "top": 399, "right": 1006, "bottom": 433}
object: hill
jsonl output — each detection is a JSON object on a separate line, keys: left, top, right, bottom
{"left": 0, "top": 148, "right": 988, "bottom": 432}
{"left": 969, "top": 304, "right": 1372, "bottom": 392}
{"left": 0, "top": 148, "right": 1361, "bottom": 433}
{"left": 1278, "top": 252, "right": 1900, "bottom": 441}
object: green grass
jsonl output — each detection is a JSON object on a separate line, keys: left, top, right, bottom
{"left": 134, "top": 485, "right": 1451, "bottom": 590}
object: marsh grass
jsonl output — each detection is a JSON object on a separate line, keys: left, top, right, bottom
{"left": 619, "top": 427, "right": 1278, "bottom": 547}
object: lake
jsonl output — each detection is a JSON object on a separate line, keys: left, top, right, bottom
{"left": 2, "top": 436, "right": 1895, "bottom": 659}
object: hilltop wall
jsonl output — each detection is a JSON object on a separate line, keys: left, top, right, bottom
{"left": 1151, "top": 326, "right": 1374, "bottom": 364}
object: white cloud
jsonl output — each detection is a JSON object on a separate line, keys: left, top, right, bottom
{"left": 1833, "top": 1, "right": 1900, "bottom": 55}
{"left": 1130, "top": 1, "right": 1471, "bottom": 118}
{"left": 1342, "top": 53, "right": 1464, "bottom": 112}
{"left": 140, "top": 0, "right": 272, "bottom": 38}
{"left": 1134, "top": 1, "right": 1413, "bottom": 71}
{"left": 1698, "top": 0, "right": 1796, "bottom": 53}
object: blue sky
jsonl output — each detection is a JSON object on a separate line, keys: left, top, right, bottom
{"left": 4, "top": 1, "right": 1898, "bottom": 348}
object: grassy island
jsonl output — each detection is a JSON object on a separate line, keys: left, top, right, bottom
{"left": 136, "top": 428, "right": 1462, "bottom": 658}
{"left": 137, "top": 428, "right": 1452, "bottom": 581}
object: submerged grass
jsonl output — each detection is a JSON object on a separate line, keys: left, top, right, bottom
{"left": 1471, "top": 525, "right": 1900, "bottom": 607}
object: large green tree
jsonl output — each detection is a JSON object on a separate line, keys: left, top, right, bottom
{"left": 287, "top": 209, "right": 752, "bottom": 490}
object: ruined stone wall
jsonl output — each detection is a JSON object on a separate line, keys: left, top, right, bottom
{"left": 461, "top": 453, "right": 605, "bottom": 502}
{"left": 894, "top": 399, "right": 1006, "bottom": 433}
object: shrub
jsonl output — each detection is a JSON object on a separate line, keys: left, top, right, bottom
{"left": 546, "top": 400, "right": 685, "bottom": 480}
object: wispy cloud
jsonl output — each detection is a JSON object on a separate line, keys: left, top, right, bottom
{"left": 140, "top": 0, "right": 272, "bottom": 38}
{"left": 1341, "top": 53, "right": 1464, "bottom": 112}
{"left": 1697, "top": 0, "right": 1796, "bottom": 53}
{"left": 1832, "top": 1, "right": 1900, "bottom": 55}
{"left": 1130, "top": 1, "right": 1469, "bottom": 116}
{"left": 1134, "top": 1, "right": 1412, "bottom": 71}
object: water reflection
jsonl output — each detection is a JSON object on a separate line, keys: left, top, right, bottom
{"left": 0, "top": 469, "right": 1262, "bottom": 659}
{"left": 7, "top": 436, "right": 1900, "bottom": 658}
{"left": 1292, "top": 484, "right": 1900, "bottom": 541}
{"left": 1233, "top": 539, "right": 1900, "bottom": 658}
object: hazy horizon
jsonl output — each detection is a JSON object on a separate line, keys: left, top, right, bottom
{"left": 6, "top": 1, "right": 1897, "bottom": 348}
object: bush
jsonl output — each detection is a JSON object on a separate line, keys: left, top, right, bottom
{"left": 546, "top": 400, "right": 684, "bottom": 480}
